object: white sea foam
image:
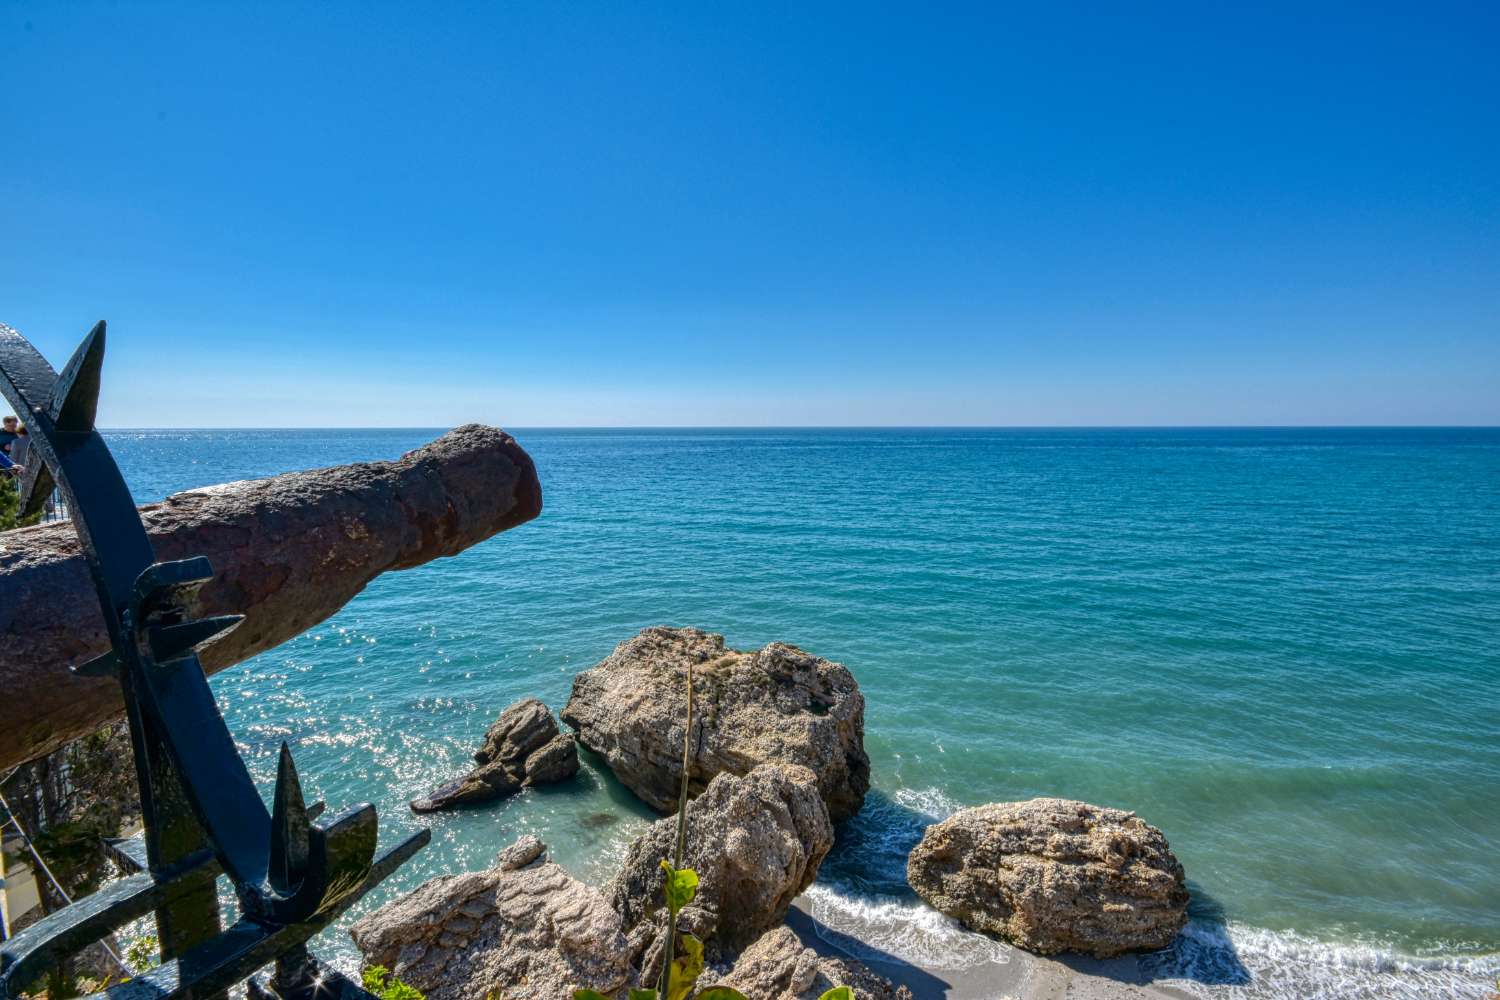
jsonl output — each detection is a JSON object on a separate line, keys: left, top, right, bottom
{"left": 807, "top": 784, "right": 992, "bottom": 970}
{"left": 1152, "top": 919, "right": 1500, "bottom": 999}
{"left": 809, "top": 880, "right": 1500, "bottom": 997}
{"left": 890, "top": 784, "right": 965, "bottom": 820}
{"left": 804, "top": 883, "right": 1014, "bottom": 969}
{"left": 812, "top": 784, "right": 1500, "bottom": 998}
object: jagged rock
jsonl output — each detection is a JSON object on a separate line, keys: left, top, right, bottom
{"left": 495, "top": 833, "right": 546, "bottom": 870}
{"left": 707, "top": 926, "right": 914, "bottom": 1000}
{"left": 410, "top": 698, "right": 578, "bottom": 812}
{"left": 562, "top": 627, "right": 869, "bottom": 821}
{"left": 608, "top": 763, "right": 834, "bottom": 968}
{"left": 350, "top": 837, "right": 630, "bottom": 1000}
{"left": 906, "top": 797, "right": 1189, "bottom": 957}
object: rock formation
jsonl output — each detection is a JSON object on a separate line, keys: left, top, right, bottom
{"left": 707, "top": 926, "right": 913, "bottom": 1000}
{"left": 609, "top": 763, "right": 834, "bottom": 969}
{"left": 906, "top": 797, "right": 1189, "bottom": 957}
{"left": 562, "top": 627, "right": 869, "bottom": 821}
{"left": 410, "top": 698, "right": 578, "bottom": 812}
{"left": 494, "top": 833, "right": 546, "bottom": 870}
{"left": 0, "top": 423, "right": 542, "bottom": 768}
{"left": 350, "top": 837, "right": 631, "bottom": 1000}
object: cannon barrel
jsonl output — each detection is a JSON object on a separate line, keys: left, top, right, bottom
{"left": 0, "top": 423, "right": 542, "bottom": 768}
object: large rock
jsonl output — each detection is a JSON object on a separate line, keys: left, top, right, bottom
{"left": 410, "top": 698, "right": 578, "bottom": 812}
{"left": 608, "top": 763, "right": 834, "bottom": 965}
{"left": 906, "top": 797, "right": 1189, "bottom": 957}
{"left": 562, "top": 627, "right": 869, "bottom": 821}
{"left": 350, "top": 838, "right": 630, "bottom": 1000}
{"left": 707, "top": 926, "right": 913, "bottom": 1000}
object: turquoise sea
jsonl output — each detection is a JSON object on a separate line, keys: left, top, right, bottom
{"left": 104, "top": 428, "right": 1499, "bottom": 999}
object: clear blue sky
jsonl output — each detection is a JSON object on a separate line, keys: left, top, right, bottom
{"left": 2, "top": 2, "right": 1496, "bottom": 426}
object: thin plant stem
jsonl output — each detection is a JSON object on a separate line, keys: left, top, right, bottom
{"left": 659, "top": 661, "right": 694, "bottom": 999}
{"left": 673, "top": 661, "right": 693, "bottom": 868}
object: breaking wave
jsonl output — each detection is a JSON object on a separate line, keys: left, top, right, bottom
{"left": 1148, "top": 920, "right": 1500, "bottom": 1000}
{"left": 809, "top": 785, "right": 1500, "bottom": 999}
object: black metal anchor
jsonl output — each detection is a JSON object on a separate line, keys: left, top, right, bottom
{"left": 0, "top": 321, "right": 428, "bottom": 999}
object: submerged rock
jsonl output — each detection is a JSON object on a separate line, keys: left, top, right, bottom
{"left": 906, "top": 797, "right": 1189, "bottom": 957}
{"left": 350, "top": 837, "right": 630, "bottom": 1000}
{"left": 410, "top": 698, "right": 578, "bottom": 813}
{"left": 708, "top": 926, "right": 913, "bottom": 1000}
{"left": 608, "top": 763, "right": 834, "bottom": 968}
{"left": 562, "top": 626, "right": 870, "bottom": 821}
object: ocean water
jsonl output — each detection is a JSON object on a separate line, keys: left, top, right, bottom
{"left": 100, "top": 428, "right": 1500, "bottom": 998}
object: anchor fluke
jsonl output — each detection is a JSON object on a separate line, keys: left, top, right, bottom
{"left": 16, "top": 451, "right": 56, "bottom": 520}
{"left": 47, "top": 320, "right": 106, "bottom": 433}
{"left": 270, "top": 742, "right": 312, "bottom": 895}
{"left": 70, "top": 648, "right": 120, "bottom": 678}
{"left": 134, "top": 556, "right": 217, "bottom": 610}
{"left": 148, "top": 614, "right": 245, "bottom": 663}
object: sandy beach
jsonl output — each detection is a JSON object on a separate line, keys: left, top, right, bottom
{"left": 788, "top": 900, "right": 1194, "bottom": 1000}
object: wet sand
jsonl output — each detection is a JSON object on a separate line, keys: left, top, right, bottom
{"left": 789, "top": 899, "right": 1195, "bottom": 1000}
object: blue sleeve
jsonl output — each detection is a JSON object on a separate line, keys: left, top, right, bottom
{"left": 0, "top": 451, "right": 14, "bottom": 469}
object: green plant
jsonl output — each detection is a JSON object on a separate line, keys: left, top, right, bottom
{"left": 0, "top": 477, "right": 39, "bottom": 531}
{"left": 32, "top": 818, "right": 115, "bottom": 897}
{"left": 572, "top": 660, "right": 855, "bottom": 1000}
{"left": 655, "top": 650, "right": 700, "bottom": 1000}
{"left": 124, "top": 933, "right": 160, "bottom": 972}
{"left": 362, "top": 965, "right": 426, "bottom": 1000}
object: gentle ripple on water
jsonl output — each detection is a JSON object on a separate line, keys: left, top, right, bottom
{"left": 95, "top": 427, "right": 1500, "bottom": 997}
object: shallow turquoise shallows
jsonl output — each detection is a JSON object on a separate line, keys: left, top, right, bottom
{"left": 103, "top": 428, "right": 1499, "bottom": 998}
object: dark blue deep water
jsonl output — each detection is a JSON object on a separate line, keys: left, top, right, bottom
{"left": 101, "top": 428, "right": 1500, "bottom": 998}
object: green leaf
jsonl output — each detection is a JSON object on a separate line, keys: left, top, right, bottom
{"left": 124, "top": 933, "right": 160, "bottom": 972}
{"left": 384, "top": 980, "right": 426, "bottom": 1000}
{"left": 362, "top": 966, "right": 426, "bottom": 1000}
{"left": 363, "top": 967, "right": 391, "bottom": 993}
{"left": 628, "top": 990, "right": 659, "bottom": 1000}
{"left": 659, "top": 860, "right": 699, "bottom": 913}
{"left": 573, "top": 992, "right": 612, "bottom": 1000}
{"left": 666, "top": 932, "right": 705, "bottom": 1000}
{"left": 697, "top": 990, "right": 752, "bottom": 1000}
{"left": 817, "top": 987, "right": 854, "bottom": 1000}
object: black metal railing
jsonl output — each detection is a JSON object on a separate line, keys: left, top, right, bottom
{"left": 0, "top": 320, "right": 428, "bottom": 1000}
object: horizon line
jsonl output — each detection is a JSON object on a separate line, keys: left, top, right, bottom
{"left": 90, "top": 424, "right": 1500, "bottom": 432}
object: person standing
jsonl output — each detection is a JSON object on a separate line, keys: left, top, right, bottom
{"left": 9, "top": 424, "right": 30, "bottom": 467}
{"left": 0, "top": 415, "right": 17, "bottom": 457}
